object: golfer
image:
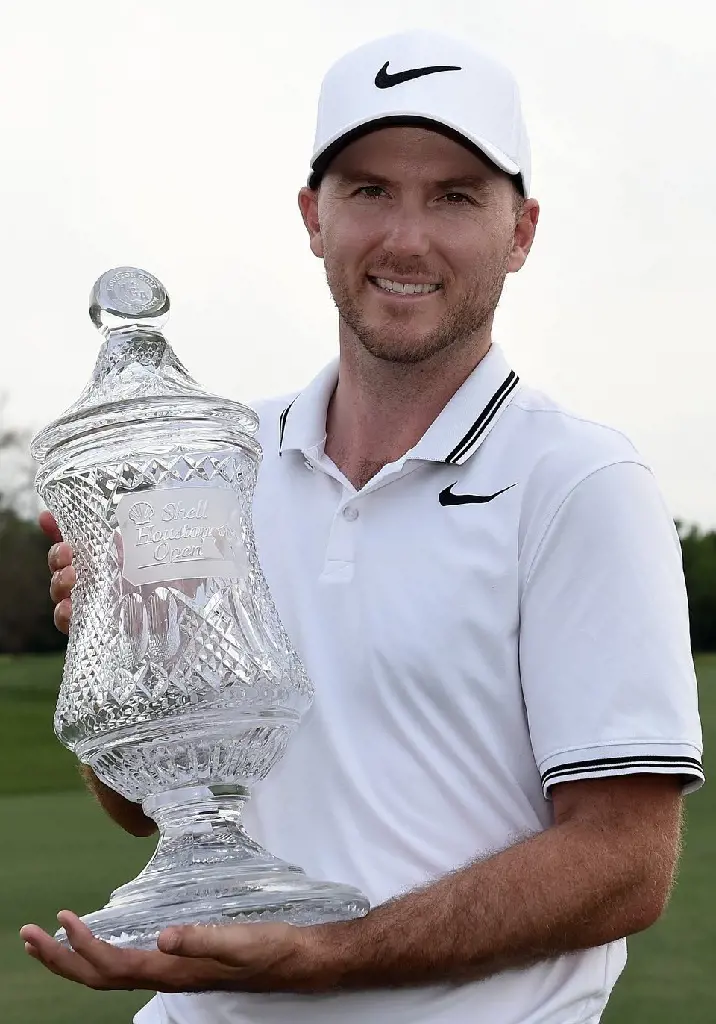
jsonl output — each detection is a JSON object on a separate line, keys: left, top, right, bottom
{"left": 23, "top": 29, "right": 704, "bottom": 1024}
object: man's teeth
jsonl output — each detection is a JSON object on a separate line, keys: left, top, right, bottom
{"left": 373, "top": 277, "right": 440, "bottom": 295}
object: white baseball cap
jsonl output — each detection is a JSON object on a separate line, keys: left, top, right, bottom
{"left": 309, "top": 30, "right": 531, "bottom": 197}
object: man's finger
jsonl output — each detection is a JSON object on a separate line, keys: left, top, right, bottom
{"left": 54, "top": 598, "right": 72, "bottom": 635}
{"left": 21, "top": 918, "right": 238, "bottom": 993}
{"left": 48, "top": 541, "right": 73, "bottom": 574}
{"left": 57, "top": 912, "right": 118, "bottom": 965}
{"left": 157, "top": 923, "right": 246, "bottom": 962}
{"left": 57, "top": 912, "right": 219, "bottom": 991}
{"left": 158, "top": 922, "right": 294, "bottom": 966}
{"left": 20, "top": 925, "right": 104, "bottom": 988}
{"left": 50, "top": 566, "right": 76, "bottom": 604}
{"left": 39, "top": 511, "right": 63, "bottom": 545}
{"left": 59, "top": 910, "right": 147, "bottom": 983}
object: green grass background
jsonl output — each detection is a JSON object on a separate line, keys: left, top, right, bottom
{"left": 1, "top": 654, "right": 714, "bottom": 1023}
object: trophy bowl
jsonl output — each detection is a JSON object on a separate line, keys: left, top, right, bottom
{"left": 30, "top": 267, "right": 369, "bottom": 949}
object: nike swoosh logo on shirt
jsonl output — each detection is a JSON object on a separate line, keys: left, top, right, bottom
{"left": 374, "top": 62, "right": 462, "bottom": 89}
{"left": 439, "top": 483, "right": 517, "bottom": 506}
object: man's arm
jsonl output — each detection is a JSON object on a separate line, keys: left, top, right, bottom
{"left": 19, "top": 773, "right": 683, "bottom": 994}
{"left": 308, "top": 773, "right": 682, "bottom": 990}
{"left": 79, "top": 766, "right": 157, "bottom": 838}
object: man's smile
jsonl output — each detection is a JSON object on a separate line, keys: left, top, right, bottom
{"left": 367, "top": 276, "right": 442, "bottom": 296}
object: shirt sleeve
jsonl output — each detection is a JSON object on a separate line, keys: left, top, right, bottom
{"left": 519, "top": 460, "right": 704, "bottom": 799}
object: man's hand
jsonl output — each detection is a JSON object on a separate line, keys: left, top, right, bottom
{"left": 20, "top": 912, "right": 329, "bottom": 994}
{"left": 40, "top": 511, "right": 74, "bottom": 635}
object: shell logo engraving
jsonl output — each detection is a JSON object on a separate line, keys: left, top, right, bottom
{"left": 127, "top": 501, "right": 155, "bottom": 527}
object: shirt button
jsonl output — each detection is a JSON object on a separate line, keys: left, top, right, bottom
{"left": 342, "top": 506, "right": 359, "bottom": 522}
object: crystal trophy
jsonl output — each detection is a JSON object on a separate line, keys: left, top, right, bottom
{"left": 30, "top": 267, "right": 369, "bottom": 949}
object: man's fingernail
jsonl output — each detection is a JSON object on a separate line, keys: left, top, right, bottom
{"left": 160, "top": 928, "right": 180, "bottom": 951}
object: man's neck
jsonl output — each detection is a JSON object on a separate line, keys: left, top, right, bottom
{"left": 324, "top": 327, "right": 492, "bottom": 490}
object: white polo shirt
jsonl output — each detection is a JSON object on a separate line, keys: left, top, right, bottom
{"left": 137, "top": 343, "right": 703, "bottom": 1024}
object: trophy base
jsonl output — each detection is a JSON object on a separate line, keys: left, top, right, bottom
{"left": 55, "top": 864, "right": 368, "bottom": 951}
{"left": 54, "top": 784, "right": 369, "bottom": 950}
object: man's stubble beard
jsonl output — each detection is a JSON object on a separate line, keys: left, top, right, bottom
{"left": 324, "top": 252, "right": 511, "bottom": 366}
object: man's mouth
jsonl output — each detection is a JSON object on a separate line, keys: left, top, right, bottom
{"left": 368, "top": 276, "right": 441, "bottom": 296}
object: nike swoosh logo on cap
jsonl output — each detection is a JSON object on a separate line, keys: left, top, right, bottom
{"left": 439, "top": 482, "right": 517, "bottom": 506}
{"left": 374, "top": 62, "right": 462, "bottom": 89}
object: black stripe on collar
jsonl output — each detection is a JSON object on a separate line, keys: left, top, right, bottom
{"left": 445, "top": 372, "right": 519, "bottom": 465}
{"left": 278, "top": 399, "right": 296, "bottom": 454}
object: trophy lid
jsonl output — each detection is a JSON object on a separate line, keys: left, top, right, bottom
{"left": 30, "top": 267, "right": 258, "bottom": 463}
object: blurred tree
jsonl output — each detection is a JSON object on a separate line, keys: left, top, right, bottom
{"left": 0, "top": 507, "right": 66, "bottom": 654}
{"left": 0, "top": 399, "right": 65, "bottom": 654}
{"left": 677, "top": 521, "right": 716, "bottom": 653}
{"left": 0, "top": 396, "right": 39, "bottom": 519}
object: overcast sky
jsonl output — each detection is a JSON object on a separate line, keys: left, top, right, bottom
{"left": 0, "top": 0, "right": 713, "bottom": 526}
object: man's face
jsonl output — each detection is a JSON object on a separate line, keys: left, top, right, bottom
{"left": 299, "top": 126, "right": 537, "bottom": 365}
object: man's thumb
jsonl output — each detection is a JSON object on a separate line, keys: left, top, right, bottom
{"left": 157, "top": 924, "right": 234, "bottom": 961}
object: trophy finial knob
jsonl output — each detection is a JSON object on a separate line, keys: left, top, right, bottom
{"left": 90, "top": 267, "right": 170, "bottom": 335}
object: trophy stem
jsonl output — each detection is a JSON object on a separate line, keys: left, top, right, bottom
{"left": 143, "top": 783, "right": 267, "bottom": 864}
{"left": 124, "top": 783, "right": 291, "bottom": 897}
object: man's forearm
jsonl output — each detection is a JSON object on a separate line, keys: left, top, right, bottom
{"left": 79, "top": 766, "right": 157, "bottom": 837}
{"left": 310, "top": 815, "right": 677, "bottom": 991}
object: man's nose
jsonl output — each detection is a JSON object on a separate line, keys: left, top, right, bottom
{"left": 382, "top": 207, "right": 431, "bottom": 259}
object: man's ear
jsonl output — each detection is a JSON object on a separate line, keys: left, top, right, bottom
{"left": 298, "top": 187, "right": 324, "bottom": 258}
{"left": 507, "top": 198, "right": 539, "bottom": 273}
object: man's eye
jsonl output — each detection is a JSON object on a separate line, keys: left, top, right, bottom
{"left": 443, "top": 192, "right": 474, "bottom": 205}
{"left": 356, "top": 185, "right": 386, "bottom": 198}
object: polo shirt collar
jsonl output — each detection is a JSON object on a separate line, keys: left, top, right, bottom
{"left": 278, "top": 359, "right": 338, "bottom": 455}
{"left": 278, "top": 344, "right": 519, "bottom": 466}
{"left": 409, "top": 343, "right": 519, "bottom": 465}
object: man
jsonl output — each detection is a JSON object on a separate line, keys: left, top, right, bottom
{"left": 22, "top": 29, "right": 703, "bottom": 1024}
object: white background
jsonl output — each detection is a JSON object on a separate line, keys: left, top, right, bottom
{"left": 1, "top": 0, "right": 713, "bottom": 526}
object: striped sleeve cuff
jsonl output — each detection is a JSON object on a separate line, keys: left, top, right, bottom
{"left": 538, "top": 745, "right": 705, "bottom": 799}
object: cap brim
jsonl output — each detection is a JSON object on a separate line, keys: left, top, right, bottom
{"left": 309, "top": 114, "right": 522, "bottom": 192}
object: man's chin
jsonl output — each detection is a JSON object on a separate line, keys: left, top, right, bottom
{"left": 357, "top": 329, "right": 452, "bottom": 365}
